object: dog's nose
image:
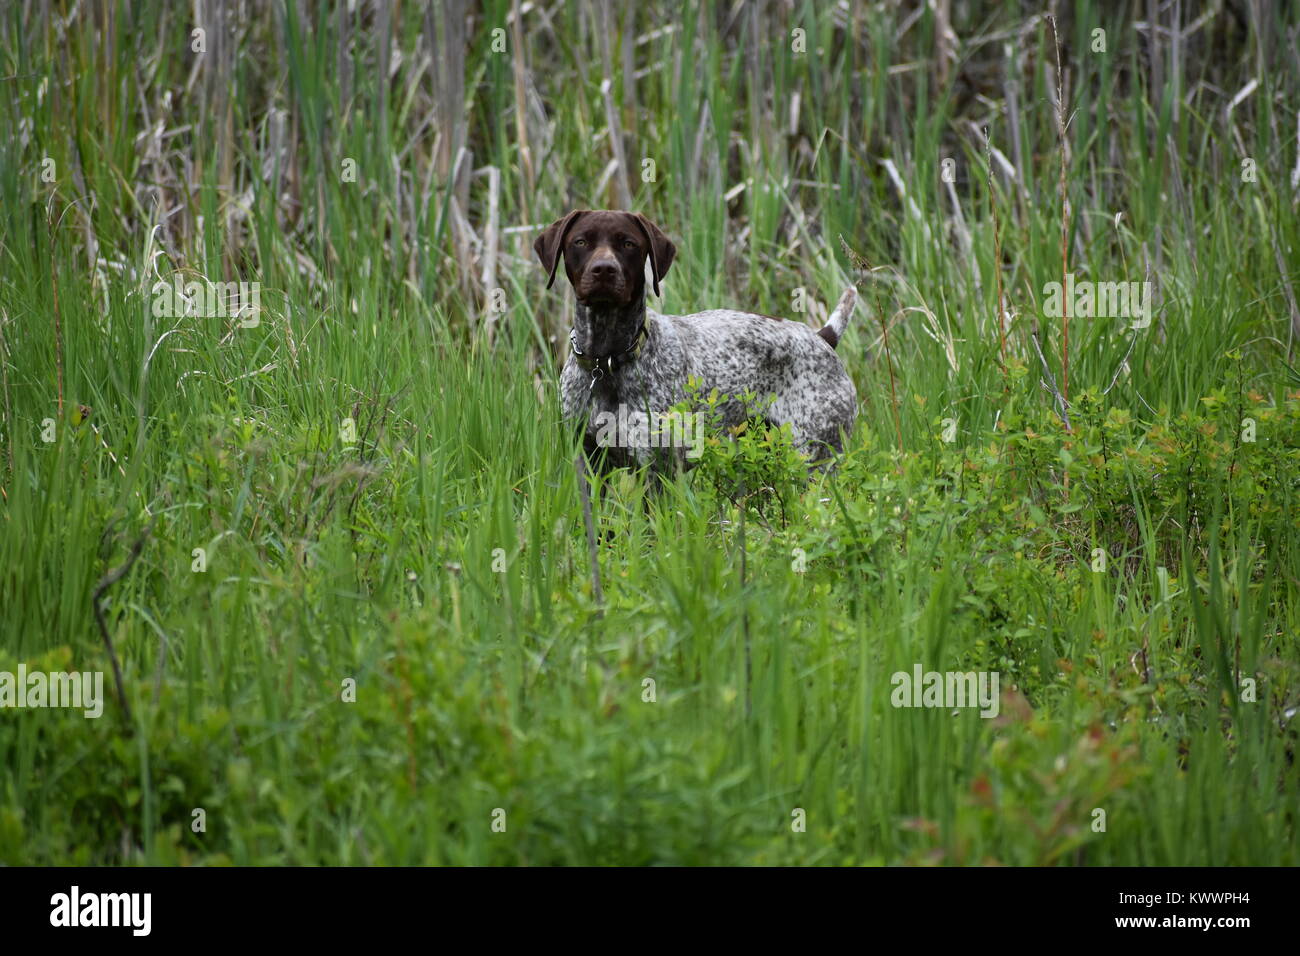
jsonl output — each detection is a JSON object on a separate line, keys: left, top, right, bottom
{"left": 589, "top": 260, "right": 619, "bottom": 281}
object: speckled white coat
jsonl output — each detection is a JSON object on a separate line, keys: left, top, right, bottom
{"left": 560, "top": 289, "right": 858, "bottom": 469}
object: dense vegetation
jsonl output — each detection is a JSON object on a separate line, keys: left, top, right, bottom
{"left": 1, "top": 1, "right": 1297, "bottom": 864}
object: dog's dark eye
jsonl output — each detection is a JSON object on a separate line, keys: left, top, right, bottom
{"left": 573, "top": 238, "right": 586, "bottom": 247}
{"left": 623, "top": 240, "right": 636, "bottom": 249}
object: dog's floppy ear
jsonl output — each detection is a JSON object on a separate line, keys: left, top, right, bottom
{"left": 533, "top": 210, "right": 586, "bottom": 290}
{"left": 629, "top": 213, "right": 676, "bottom": 297}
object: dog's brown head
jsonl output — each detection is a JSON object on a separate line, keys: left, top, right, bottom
{"left": 534, "top": 210, "right": 676, "bottom": 305}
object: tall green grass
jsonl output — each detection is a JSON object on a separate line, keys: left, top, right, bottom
{"left": 0, "top": 1, "right": 1297, "bottom": 864}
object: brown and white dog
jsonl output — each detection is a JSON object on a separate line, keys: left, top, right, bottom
{"left": 535, "top": 209, "right": 857, "bottom": 470}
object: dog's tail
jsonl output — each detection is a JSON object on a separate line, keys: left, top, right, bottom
{"left": 817, "top": 287, "right": 857, "bottom": 349}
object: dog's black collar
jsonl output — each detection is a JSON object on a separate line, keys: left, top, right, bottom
{"left": 569, "top": 320, "right": 646, "bottom": 371}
